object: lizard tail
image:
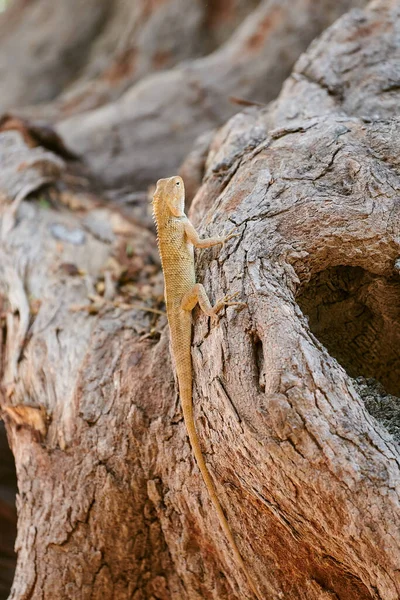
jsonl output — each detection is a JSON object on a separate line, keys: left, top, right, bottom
{"left": 180, "top": 384, "right": 262, "bottom": 600}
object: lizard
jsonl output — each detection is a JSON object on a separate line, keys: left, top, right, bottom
{"left": 153, "top": 175, "right": 261, "bottom": 600}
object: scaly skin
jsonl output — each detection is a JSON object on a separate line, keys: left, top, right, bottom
{"left": 153, "top": 175, "right": 261, "bottom": 600}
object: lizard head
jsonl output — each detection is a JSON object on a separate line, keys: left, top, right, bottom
{"left": 153, "top": 176, "right": 185, "bottom": 218}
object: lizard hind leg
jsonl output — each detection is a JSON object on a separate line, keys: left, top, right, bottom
{"left": 181, "top": 283, "right": 244, "bottom": 323}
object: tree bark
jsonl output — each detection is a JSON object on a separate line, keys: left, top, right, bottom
{"left": 1, "top": 1, "right": 400, "bottom": 599}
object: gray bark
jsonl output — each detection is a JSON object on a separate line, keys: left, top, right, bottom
{"left": 1, "top": 1, "right": 400, "bottom": 599}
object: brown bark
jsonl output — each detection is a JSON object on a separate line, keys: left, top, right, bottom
{"left": 1, "top": 1, "right": 400, "bottom": 600}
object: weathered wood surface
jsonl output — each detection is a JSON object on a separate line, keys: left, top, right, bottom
{"left": 1, "top": 0, "right": 400, "bottom": 599}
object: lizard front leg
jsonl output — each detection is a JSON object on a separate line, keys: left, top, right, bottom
{"left": 184, "top": 219, "right": 237, "bottom": 248}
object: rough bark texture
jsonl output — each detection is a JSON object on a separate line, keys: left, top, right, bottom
{"left": 1, "top": 0, "right": 400, "bottom": 599}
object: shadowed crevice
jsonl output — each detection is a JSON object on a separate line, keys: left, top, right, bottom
{"left": 0, "top": 420, "right": 17, "bottom": 600}
{"left": 252, "top": 332, "right": 265, "bottom": 393}
{"left": 297, "top": 266, "right": 400, "bottom": 438}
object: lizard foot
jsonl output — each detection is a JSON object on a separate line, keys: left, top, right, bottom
{"left": 222, "top": 225, "right": 240, "bottom": 246}
{"left": 211, "top": 292, "right": 246, "bottom": 323}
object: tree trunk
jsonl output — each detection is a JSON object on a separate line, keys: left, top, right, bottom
{"left": 1, "top": 1, "right": 400, "bottom": 599}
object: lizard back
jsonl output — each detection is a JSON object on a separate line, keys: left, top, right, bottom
{"left": 153, "top": 194, "right": 194, "bottom": 369}
{"left": 157, "top": 216, "right": 195, "bottom": 310}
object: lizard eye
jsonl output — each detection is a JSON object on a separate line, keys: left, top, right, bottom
{"left": 176, "top": 181, "right": 180, "bottom": 186}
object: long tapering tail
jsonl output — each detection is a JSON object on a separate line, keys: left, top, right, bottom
{"left": 180, "top": 384, "right": 262, "bottom": 600}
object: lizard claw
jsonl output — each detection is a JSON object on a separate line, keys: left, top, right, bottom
{"left": 210, "top": 313, "right": 220, "bottom": 325}
{"left": 222, "top": 225, "right": 239, "bottom": 246}
{"left": 212, "top": 292, "right": 247, "bottom": 320}
{"left": 220, "top": 291, "right": 239, "bottom": 303}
